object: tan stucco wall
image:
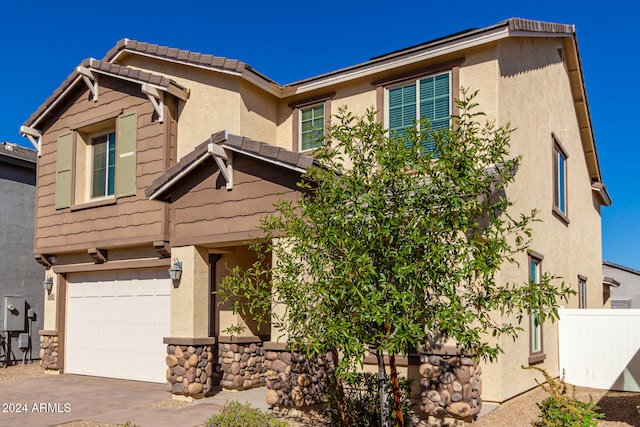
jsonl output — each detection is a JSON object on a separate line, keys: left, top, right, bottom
{"left": 43, "top": 273, "right": 57, "bottom": 330}
{"left": 117, "top": 56, "right": 278, "bottom": 159}
{"left": 475, "top": 36, "right": 605, "bottom": 403}
{"left": 216, "top": 245, "right": 267, "bottom": 338}
{"left": 169, "top": 245, "right": 210, "bottom": 337}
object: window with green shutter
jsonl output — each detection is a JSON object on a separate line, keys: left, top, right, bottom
{"left": 300, "top": 104, "right": 325, "bottom": 151}
{"left": 387, "top": 71, "right": 450, "bottom": 153}
{"left": 55, "top": 111, "right": 138, "bottom": 207}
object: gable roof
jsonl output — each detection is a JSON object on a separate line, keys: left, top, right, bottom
{"left": 145, "top": 131, "right": 318, "bottom": 201}
{"left": 104, "top": 39, "right": 280, "bottom": 96}
{"left": 21, "top": 17, "right": 606, "bottom": 186}
{"left": 23, "top": 58, "right": 189, "bottom": 130}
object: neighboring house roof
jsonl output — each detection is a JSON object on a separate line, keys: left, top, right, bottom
{"left": 21, "top": 17, "right": 606, "bottom": 187}
{"left": 603, "top": 261, "right": 640, "bottom": 277}
{"left": 603, "top": 277, "right": 621, "bottom": 288}
{"left": 0, "top": 142, "right": 37, "bottom": 168}
{"left": 24, "top": 58, "right": 189, "bottom": 131}
{"left": 145, "top": 131, "right": 318, "bottom": 201}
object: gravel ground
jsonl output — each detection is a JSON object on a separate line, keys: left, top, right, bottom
{"left": 0, "top": 362, "right": 45, "bottom": 382}
{"left": 2, "top": 364, "right": 639, "bottom": 426}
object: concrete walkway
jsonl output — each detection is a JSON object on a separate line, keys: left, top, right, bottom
{"left": 0, "top": 374, "right": 270, "bottom": 427}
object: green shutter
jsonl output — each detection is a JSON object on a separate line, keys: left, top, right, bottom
{"left": 419, "top": 72, "right": 450, "bottom": 153}
{"left": 55, "top": 132, "right": 73, "bottom": 209}
{"left": 388, "top": 83, "right": 416, "bottom": 140}
{"left": 116, "top": 111, "right": 137, "bottom": 197}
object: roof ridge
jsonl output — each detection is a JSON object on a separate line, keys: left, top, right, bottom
{"left": 103, "top": 38, "right": 250, "bottom": 75}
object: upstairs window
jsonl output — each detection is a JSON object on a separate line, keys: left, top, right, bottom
{"left": 91, "top": 131, "right": 116, "bottom": 198}
{"left": 55, "top": 111, "right": 137, "bottom": 209}
{"left": 386, "top": 71, "right": 450, "bottom": 153}
{"left": 300, "top": 104, "right": 325, "bottom": 152}
{"left": 552, "top": 135, "right": 569, "bottom": 222}
{"left": 290, "top": 93, "right": 334, "bottom": 153}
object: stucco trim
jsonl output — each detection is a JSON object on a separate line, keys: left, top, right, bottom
{"left": 217, "top": 335, "right": 265, "bottom": 344}
{"left": 162, "top": 337, "right": 216, "bottom": 345}
{"left": 362, "top": 353, "right": 421, "bottom": 367}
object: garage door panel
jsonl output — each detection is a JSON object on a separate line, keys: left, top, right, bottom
{"left": 156, "top": 295, "right": 170, "bottom": 324}
{"left": 66, "top": 269, "right": 170, "bottom": 383}
{"left": 99, "top": 350, "right": 117, "bottom": 377}
{"left": 99, "top": 323, "right": 116, "bottom": 350}
{"left": 116, "top": 295, "right": 136, "bottom": 320}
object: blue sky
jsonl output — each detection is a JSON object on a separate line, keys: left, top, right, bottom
{"left": 1, "top": 1, "right": 638, "bottom": 268}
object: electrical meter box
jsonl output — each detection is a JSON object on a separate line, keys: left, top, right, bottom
{"left": 18, "top": 333, "right": 29, "bottom": 349}
{"left": 3, "top": 296, "right": 25, "bottom": 332}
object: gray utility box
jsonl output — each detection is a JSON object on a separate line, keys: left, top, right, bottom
{"left": 3, "top": 296, "right": 25, "bottom": 332}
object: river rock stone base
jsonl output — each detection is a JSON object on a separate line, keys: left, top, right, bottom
{"left": 218, "top": 341, "right": 266, "bottom": 389}
{"left": 39, "top": 335, "right": 59, "bottom": 370}
{"left": 265, "top": 350, "right": 335, "bottom": 408}
{"left": 165, "top": 344, "right": 214, "bottom": 396}
{"left": 419, "top": 353, "right": 482, "bottom": 421}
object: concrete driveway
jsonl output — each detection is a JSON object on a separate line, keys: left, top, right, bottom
{"left": 0, "top": 373, "right": 269, "bottom": 427}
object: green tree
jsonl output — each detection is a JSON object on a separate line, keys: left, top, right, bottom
{"left": 218, "top": 90, "right": 572, "bottom": 427}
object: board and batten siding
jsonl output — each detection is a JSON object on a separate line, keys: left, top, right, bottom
{"left": 34, "top": 77, "right": 173, "bottom": 254}
{"left": 558, "top": 308, "right": 640, "bottom": 392}
{"left": 170, "top": 154, "right": 301, "bottom": 247}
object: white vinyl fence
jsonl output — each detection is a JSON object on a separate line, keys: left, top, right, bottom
{"left": 558, "top": 308, "right": 640, "bottom": 391}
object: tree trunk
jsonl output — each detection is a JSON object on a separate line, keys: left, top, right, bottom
{"left": 376, "top": 348, "right": 390, "bottom": 427}
{"left": 389, "top": 353, "right": 405, "bottom": 427}
{"left": 331, "top": 348, "right": 350, "bottom": 427}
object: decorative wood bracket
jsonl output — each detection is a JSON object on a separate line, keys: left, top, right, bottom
{"left": 208, "top": 143, "right": 233, "bottom": 190}
{"left": 34, "top": 253, "right": 53, "bottom": 269}
{"left": 88, "top": 248, "right": 108, "bottom": 264}
{"left": 77, "top": 66, "right": 99, "bottom": 102}
{"left": 141, "top": 84, "right": 164, "bottom": 123}
{"left": 19, "top": 126, "right": 42, "bottom": 156}
{"left": 154, "top": 241, "right": 171, "bottom": 258}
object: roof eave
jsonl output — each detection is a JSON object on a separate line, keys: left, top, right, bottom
{"left": 282, "top": 18, "right": 575, "bottom": 96}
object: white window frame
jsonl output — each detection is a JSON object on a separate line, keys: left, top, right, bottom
{"left": 90, "top": 130, "right": 116, "bottom": 200}
{"left": 298, "top": 103, "right": 325, "bottom": 152}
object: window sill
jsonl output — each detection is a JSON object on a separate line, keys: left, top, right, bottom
{"left": 552, "top": 206, "right": 570, "bottom": 225}
{"left": 70, "top": 198, "right": 116, "bottom": 211}
{"left": 528, "top": 352, "right": 546, "bottom": 365}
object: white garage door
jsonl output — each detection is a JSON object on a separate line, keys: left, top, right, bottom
{"left": 66, "top": 269, "right": 170, "bottom": 383}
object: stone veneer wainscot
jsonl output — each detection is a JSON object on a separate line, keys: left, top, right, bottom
{"left": 164, "top": 338, "right": 216, "bottom": 397}
{"left": 39, "top": 331, "right": 59, "bottom": 371}
{"left": 418, "top": 346, "right": 482, "bottom": 421}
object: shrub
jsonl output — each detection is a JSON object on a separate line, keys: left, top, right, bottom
{"left": 327, "top": 372, "right": 414, "bottom": 427}
{"left": 524, "top": 366, "right": 603, "bottom": 427}
{"left": 205, "top": 400, "right": 287, "bottom": 427}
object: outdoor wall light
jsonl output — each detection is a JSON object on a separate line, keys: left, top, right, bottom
{"left": 168, "top": 259, "right": 183, "bottom": 283}
{"left": 42, "top": 276, "right": 53, "bottom": 292}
